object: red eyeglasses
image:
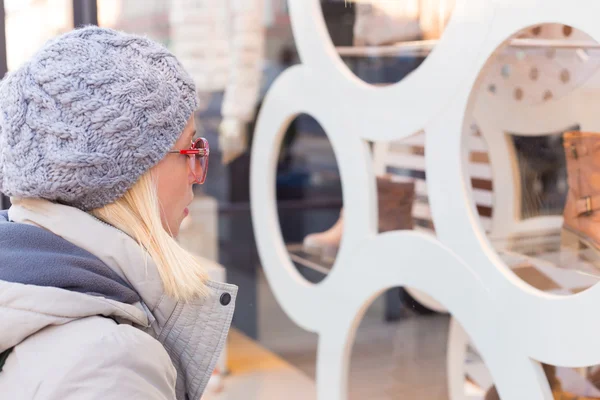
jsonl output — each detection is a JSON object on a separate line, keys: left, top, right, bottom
{"left": 168, "top": 137, "right": 210, "bottom": 184}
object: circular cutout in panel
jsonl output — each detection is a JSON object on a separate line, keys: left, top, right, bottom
{"left": 467, "top": 23, "right": 600, "bottom": 292}
{"left": 281, "top": 114, "right": 343, "bottom": 284}
{"left": 322, "top": 0, "right": 455, "bottom": 86}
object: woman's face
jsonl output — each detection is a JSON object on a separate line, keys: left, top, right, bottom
{"left": 152, "top": 116, "right": 197, "bottom": 237}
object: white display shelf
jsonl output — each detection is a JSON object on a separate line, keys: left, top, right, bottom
{"left": 287, "top": 243, "right": 333, "bottom": 276}
{"left": 335, "top": 38, "right": 600, "bottom": 58}
{"left": 287, "top": 230, "right": 600, "bottom": 295}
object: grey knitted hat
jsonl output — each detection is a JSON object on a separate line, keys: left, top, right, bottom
{"left": 0, "top": 26, "right": 198, "bottom": 211}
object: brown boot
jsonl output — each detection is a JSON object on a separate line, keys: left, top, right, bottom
{"left": 561, "top": 131, "right": 600, "bottom": 266}
{"left": 377, "top": 175, "right": 415, "bottom": 233}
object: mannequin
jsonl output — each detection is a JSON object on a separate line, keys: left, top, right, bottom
{"left": 169, "top": 0, "right": 266, "bottom": 164}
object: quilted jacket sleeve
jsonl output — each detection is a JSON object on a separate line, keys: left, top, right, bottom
{"left": 42, "top": 324, "right": 176, "bottom": 400}
{"left": 221, "top": 0, "right": 266, "bottom": 123}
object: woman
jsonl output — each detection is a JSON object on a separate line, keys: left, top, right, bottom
{"left": 0, "top": 26, "right": 237, "bottom": 400}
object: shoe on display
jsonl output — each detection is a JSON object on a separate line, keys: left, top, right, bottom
{"left": 302, "top": 176, "right": 415, "bottom": 262}
{"left": 377, "top": 175, "right": 415, "bottom": 233}
{"left": 302, "top": 209, "right": 344, "bottom": 262}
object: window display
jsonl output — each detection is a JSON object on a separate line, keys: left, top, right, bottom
{"left": 378, "top": 127, "right": 494, "bottom": 234}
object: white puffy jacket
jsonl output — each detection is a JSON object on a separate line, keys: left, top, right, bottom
{"left": 170, "top": 0, "right": 265, "bottom": 123}
{"left": 0, "top": 198, "right": 237, "bottom": 400}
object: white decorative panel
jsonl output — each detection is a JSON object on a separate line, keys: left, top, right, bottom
{"left": 250, "top": 0, "right": 600, "bottom": 399}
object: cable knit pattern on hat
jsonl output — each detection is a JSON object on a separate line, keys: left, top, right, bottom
{"left": 0, "top": 26, "right": 198, "bottom": 210}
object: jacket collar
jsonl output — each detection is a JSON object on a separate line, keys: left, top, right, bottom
{"left": 8, "top": 197, "right": 237, "bottom": 400}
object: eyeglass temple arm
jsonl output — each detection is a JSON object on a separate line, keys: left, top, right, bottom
{"left": 167, "top": 149, "right": 209, "bottom": 155}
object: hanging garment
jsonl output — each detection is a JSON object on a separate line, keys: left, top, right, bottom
{"left": 352, "top": 0, "right": 422, "bottom": 46}
{"left": 419, "top": 0, "right": 455, "bottom": 40}
{"left": 352, "top": 0, "right": 456, "bottom": 45}
{"left": 169, "top": 0, "right": 266, "bottom": 123}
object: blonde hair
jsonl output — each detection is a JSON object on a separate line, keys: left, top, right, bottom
{"left": 90, "top": 171, "right": 209, "bottom": 300}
